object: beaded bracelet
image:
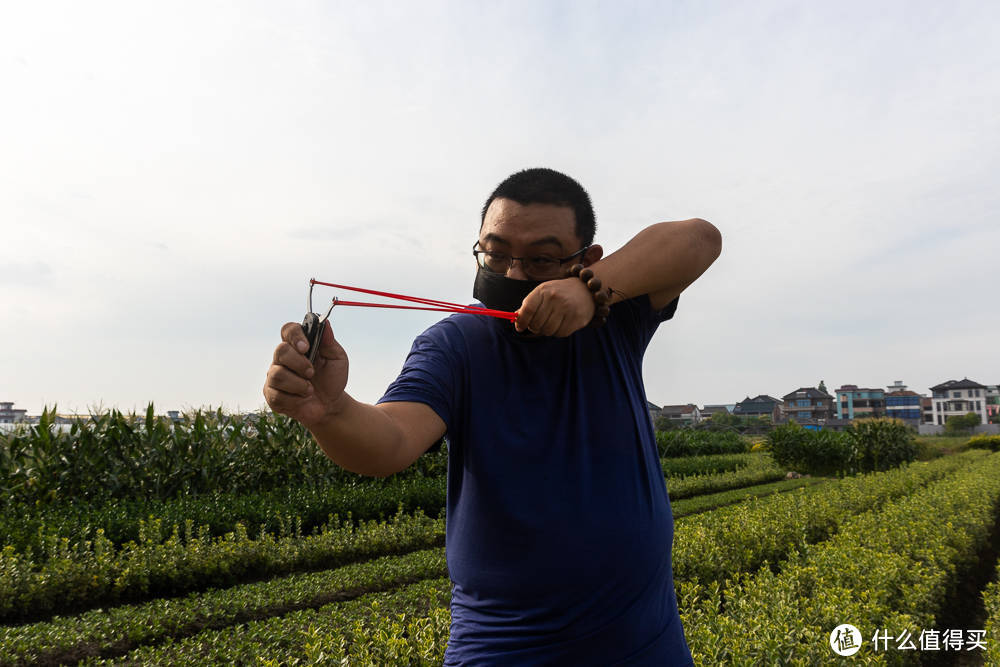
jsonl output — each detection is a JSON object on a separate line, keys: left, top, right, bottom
{"left": 567, "top": 263, "right": 612, "bottom": 328}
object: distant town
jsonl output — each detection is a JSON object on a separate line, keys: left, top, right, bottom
{"left": 649, "top": 378, "right": 999, "bottom": 436}
{"left": 3, "top": 378, "right": 999, "bottom": 436}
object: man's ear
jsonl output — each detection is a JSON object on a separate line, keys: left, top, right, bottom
{"left": 582, "top": 245, "right": 603, "bottom": 266}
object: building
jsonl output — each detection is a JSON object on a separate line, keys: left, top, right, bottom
{"left": 659, "top": 404, "right": 701, "bottom": 426}
{"left": 835, "top": 385, "right": 886, "bottom": 420}
{"left": 647, "top": 401, "right": 662, "bottom": 424}
{"left": 0, "top": 402, "right": 28, "bottom": 424}
{"left": 782, "top": 387, "right": 835, "bottom": 422}
{"left": 921, "top": 397, "right": 934, "bottom": 425}
{"left": 884, "top": 381, "right": 922, "bottom": 425}
{"left": 929, "top": 379, "right": 989, "bottom": 426}
{"left": 987, "top": 385, "right": 1000, "bottom": 421}
{"left": 733, "top": 395, "right": 782, "bottom": 422}
{"left": 700, "top": 404, "right": 734, "bottom": 419}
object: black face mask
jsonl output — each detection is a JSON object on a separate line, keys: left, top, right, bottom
{"left": 473, "top": 266, "right": 543, "bottom": 314}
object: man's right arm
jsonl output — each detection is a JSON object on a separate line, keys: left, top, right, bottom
{"left": 307, "top": 396, "right": 445, "bottom": 478}
{"left": 264, "top": 320, "right": 445, "bottom": 478}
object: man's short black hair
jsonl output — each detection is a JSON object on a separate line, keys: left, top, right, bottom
{"left": 480, "top": 168, "right": 596, "bottom": 246}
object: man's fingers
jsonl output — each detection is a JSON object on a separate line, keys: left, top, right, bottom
{"left": 263, "top": 385, "right": 312, "bottom": 416}
{"left": 280, "top": 321, "right": 311, "bottom": 354}
{"left": 540, "top": 311, "right": 565, "bottom": 337}
{"left": 273, "top": 340, "right": 314, "bottom": 378}
{"left": 516, "top": 291, "right": 544, "bottom": 332}
{"left": 266, "top": 364, "right": 313, "bottom": 397}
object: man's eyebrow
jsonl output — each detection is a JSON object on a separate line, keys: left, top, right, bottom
{"left": 481, "top": 233, "right": 564, "bottom": 251}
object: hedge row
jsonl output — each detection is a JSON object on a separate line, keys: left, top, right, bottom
{"left": 679, "top": 452, "right": 1000, "bottom": 665}
{"left": 0, "top": 476, "right": 446, "bottom": 561}
{"left": 655, "top": 429, "right": 749, "bottom": 458}
{"left": 5, "top": 453, "right": 776, "bottom": 562}
{"left": 984, "top": 558, "right": 1000, "bottom": 667}
{"left": 767, "top": 418, "right": 916, "bottom": 476}
{"left": 659, "top": 453, "right": 759, "bottom": 477}
{"left": 670, "top": 450, "right": 986, "bottom": 586}
{"left": 969, "top": 434, "right": 1000, "bottom": 452}
{"left": 0, "top": 508, "right": 444, "bottom": 624}
{"left": 665, "top": 456, "right": 786, "bottom": 501}
{"left": 0, "top": 548, "right": 448, "bottom": 666}
{"left": 670, "top": 478, "right": 827, "bottom": 518}
{"left": 80, "top": 578, "right": 453, "bottom": 666}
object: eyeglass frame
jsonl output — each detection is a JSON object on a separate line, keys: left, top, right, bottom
{"left": 472, "top": 241, "right": 592, "bottom": 279}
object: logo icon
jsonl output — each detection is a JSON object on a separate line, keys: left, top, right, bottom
{"left": 831, "top": 624, "right": 862, "bottom": 656}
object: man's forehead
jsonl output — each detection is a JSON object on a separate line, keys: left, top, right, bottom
{"left": 481, "top": 199, "right": 578, "bottom": 249}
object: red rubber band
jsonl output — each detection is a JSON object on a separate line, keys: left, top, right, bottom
{"left": 311, "top": 279, "right": 518, "bottom": 321}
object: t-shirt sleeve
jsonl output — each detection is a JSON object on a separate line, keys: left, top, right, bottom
{"left": 609, "top": 293, "right": 679, "bottom": 353}
{"left": 375, "top": 325, "right": 462, "bottom": 434}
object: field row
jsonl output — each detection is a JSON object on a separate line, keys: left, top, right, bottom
{"left": 3, "top": 454, "right": 778, "bottom": 561}
{"left": 0, "top": 549, "right": 448, "bottom": 666}
{"left": 0, "top": 509, "right": 444, "bottom": 624}
{"left": 69, "top": 453, "right": 1000, "bottom": 665}
{"left": 679, "top": 451, "right": 1000, "bottom": 664}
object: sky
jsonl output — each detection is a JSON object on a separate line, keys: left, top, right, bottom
{"left": 2, "top": 0, "right": 998, "bottom": 417}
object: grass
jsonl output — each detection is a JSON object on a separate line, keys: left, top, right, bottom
{"left": 914, "top": 435, "right": 972, "bottom": 460}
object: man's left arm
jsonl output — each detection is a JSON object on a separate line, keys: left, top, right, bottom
{"left": 514, "top": 219, "right": 721, "bottom": 336}
{"left": 590, "top": 218, "right": 722, "bottom": 311}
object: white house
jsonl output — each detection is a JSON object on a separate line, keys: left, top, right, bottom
{"left": 929, "top": 378, "right": 988, "bottom": 425}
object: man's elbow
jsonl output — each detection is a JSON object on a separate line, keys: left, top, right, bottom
{"left": 689, "top": 218, "right": 722, "bottom": 260}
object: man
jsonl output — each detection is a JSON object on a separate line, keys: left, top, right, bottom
{"left": 264, "top": 168, "right": 721, "bottom": 664}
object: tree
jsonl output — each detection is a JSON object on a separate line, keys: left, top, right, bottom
{"left": 945, "top": 412, "right": 982, "bottom": 435}
{"left": 818, "top": 380, "right": 828, "bottom": 394}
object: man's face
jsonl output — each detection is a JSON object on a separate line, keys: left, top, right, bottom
{"left": 478, "top": 198, "right": 585, "bottom": 281}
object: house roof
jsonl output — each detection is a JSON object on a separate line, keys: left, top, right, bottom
{"left": 931, "top": 378, "right": 987, "bottom": 391}
{"left": 661, "top": 404, "right": 697, "bottom": 415}
{"left": 782, "top": 387, "right": 833, "bottom": 400}
{"left": 647, "top": 400, "right": 661, "bottom": 410}
{"left": 736, "top": 395, "right": 781, "bottom": 406}
{"left": 836, "top": 385, "right": 883, "bottom": 393}
{"left": 886, "top": 390, "right": 921, "bottom": 397}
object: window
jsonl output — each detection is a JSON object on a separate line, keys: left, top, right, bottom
{"left": 977, "top": 401, "right": 982, "bottom": 411}
{"left": 953, "top": 391, "right": 961, "bottom": 398}
{"left": 797, "top": 411, "right": 810, "bottom": 419}
{"left": 797, "top": 399, "right": 810, "bottom": 407}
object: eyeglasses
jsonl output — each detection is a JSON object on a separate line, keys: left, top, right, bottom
{"left": 472, "top": 241, "right": 591, "bottom": 280}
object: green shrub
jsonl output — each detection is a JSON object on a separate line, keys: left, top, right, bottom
{"left": 655, "top": 429, "right": 749, "bottom": 458}
{"left": 846, "top": 418, "right": 917, "bottom": 472}
{"left": 767, "top": 419, "right": 916, "bottom": 476}
{"left": 969, "top": 434, "right": 1000, "bottom": 452}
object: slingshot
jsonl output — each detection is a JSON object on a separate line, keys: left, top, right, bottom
{"left": 301, "top": 278, "right": 517, "bottom": 363}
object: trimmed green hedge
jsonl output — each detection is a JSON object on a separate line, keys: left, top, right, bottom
{"left": 680, "top": 452, "right": 1000, "bottom": 665}
{"left": 656, "top": 429, "right": 749, "bottom": 458}
{"left": 767, "top": 418, "right": 916, "bottom": 476}
{"left": 969, "top": 434, "right": 1000, "bottom": 452}
{"left": 79, "top": 578, "right": 453, "bottom": 666}
{"left": 0, "top": 548, "right": 448, "bottom": 666}
{"left": 671, "top": 451, "right": 986, "bottom": 586}
{"left": 0, "top": 508, "right": 444, "bottom": 624}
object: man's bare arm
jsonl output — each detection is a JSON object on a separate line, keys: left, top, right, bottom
{"left": 591, "top": 218, "right": 722, "bottom": 310}
{"left": 307, "top": 397, "right": 445, "bottom": 478}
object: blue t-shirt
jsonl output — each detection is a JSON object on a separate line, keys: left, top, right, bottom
{"left": 377, "top": 294, "right": 693, "bottom": 666}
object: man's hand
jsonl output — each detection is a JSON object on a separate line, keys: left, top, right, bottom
{"left": 515, "top": 276, "right": 596, "bottom": 337}
{"left": 263, "top": 321, "right": 349, "bottom": 429}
